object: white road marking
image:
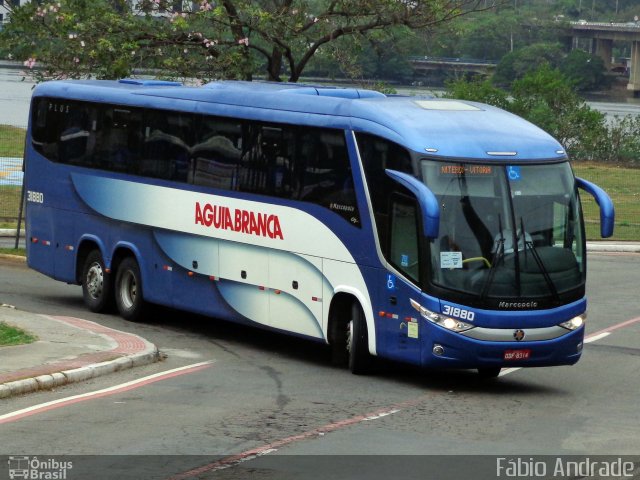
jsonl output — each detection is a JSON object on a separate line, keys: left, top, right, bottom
{"left": 0, "top": 361, "right": 214, "bottom": 424}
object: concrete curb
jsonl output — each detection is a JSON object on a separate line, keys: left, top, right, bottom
{"left": 586, "top": 242, "right": 640, "bottom": 253}
{"left": 0, "top": 315, "right": 161, "bottom": 399}
{"left": 0, "top": 254, "right": 26, "bottom": 262}
{"left": 0, "top": 349, "right": 160, "bottom": 399}
{"left": 0, "top": 229, "right": 25, "bottom": 237}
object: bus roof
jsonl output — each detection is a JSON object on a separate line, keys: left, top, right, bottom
{"left": 32, "top": 79, "right": 566, "bottom": 161}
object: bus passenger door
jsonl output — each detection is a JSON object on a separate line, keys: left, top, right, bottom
{"left": 381, "top": 194, "right": 423, "bottom": 363}
{"left": 268, "top": 251, "right": 325, "bottom": 339}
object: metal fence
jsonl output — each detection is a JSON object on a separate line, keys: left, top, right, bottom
{"left": 572, "top": 162, "right": 640, "bottom": 242}
{"left": 0, "top": 124, "right": 25, "bottom": 224}
{"left": 0, "top": 124, "right": 638, "bottom": 241}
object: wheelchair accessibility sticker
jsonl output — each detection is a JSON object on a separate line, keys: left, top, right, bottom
{"left": 507, "top": 166, "right": 521, "bottom": 181}
{"left": 386, "top": 274, "right": 397, "bottom": 291}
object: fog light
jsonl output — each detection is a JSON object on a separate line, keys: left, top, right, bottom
{"left": 433, "top": 344, "right": 445, "bottom": 356}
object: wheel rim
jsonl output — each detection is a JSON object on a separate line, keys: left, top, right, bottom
{"left": 119, "top": 270, "right": 137, "bottom": 310}
{"left": 346, "top": 320, "right": 354, "bottom": 355}
{"left": 86, "top": 262, "right": 104, "bottom": 300}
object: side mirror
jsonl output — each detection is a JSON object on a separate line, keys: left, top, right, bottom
{"left": 385, "top": 169, "right": 440, "bottom": 239}
{"left": 576, "top": 177, "right": 615, "bottom": 238}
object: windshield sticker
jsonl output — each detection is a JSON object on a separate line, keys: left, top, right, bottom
{"left": 401, "top": 254, "right": 409, "bottom": 267}
{"left": 507, "top": 166, "right": 521, "bottom": 181}
{"left": 441, "top": 251, "right": 463, "bottom": 269}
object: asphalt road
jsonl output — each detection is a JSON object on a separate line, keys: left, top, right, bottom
{"left": 0, "top": 253, "right": 639, "bottom": 480}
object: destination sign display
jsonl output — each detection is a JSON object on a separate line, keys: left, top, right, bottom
{"left": 439, "top": 164, "right": 495, "bottom": 176}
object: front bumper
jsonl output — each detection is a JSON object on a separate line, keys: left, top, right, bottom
{"left": 421, "top": 323, "right": 584, "bottom": 369}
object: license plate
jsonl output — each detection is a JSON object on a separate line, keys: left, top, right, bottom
{"left": 504, "top": 349, "right": 531, "bottom": 361}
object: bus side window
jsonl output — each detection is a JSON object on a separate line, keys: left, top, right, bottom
{"left": 262, "top": 126, "right": 295, "bottom": 199}
{"left": 298, "top": 129, "right": 360, "bottom": 226}
{"left": 96, "top": 107, "right": 142, "bottom": 173}
{"left": 357, "top": 133, "right": 414, "bottom": 252}
{"left": 31, "top": 98, "right": 59, "bottom": 162}
{"left": 191, "top": 117, "right": 243, "bottom": 190}
{"left": 141, "top": 110, "right": 193, "bottom": 181}
{"left": 236, "top": 123, "right": 265, "bottom": 193}
{"left": 236, "top": 122, "right": 296, "bottom": 199}
{"left": 58, "top": 102, "right": 95, "bottom": 166}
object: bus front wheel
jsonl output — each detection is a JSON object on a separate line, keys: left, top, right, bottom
{"left": 347, "top": 303, "right": 372, "bottom": 375}
{"left": 115, "top": 257, "right": 147, "bottom": 322}
{"left": 81, "top": 250, "right": 113, "bottom": 313}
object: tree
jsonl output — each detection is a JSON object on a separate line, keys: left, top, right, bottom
{"left": 457, "top": 13, "right": 518, "bottom": 60}
{"left": 443, "top": 75, "right": 510, "bottom": 109}
{"left": 493, "top": 42, "right": 564, "bottom": 85}
{"left": 509, "top": 65, "right": 606, "bottom": 156}
{"left": 559, "top": 49, "right": 608, "bottom": 91}
{"left": 304, "top": 26, "right": 418, "bottom": 84}
{"left": 1, "top": 0, "right": 496, "bottom": 82}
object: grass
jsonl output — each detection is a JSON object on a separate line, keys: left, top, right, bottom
{"left": 572, "top": 162, "right": 640, "bottom": 241}
{"left": 0, "top": 248, "right": 26, "bottom": 256}
{"left": 0, "top": 125, "right": 26, "bottom": 157}
{"left": 0, "top": 321, "right": 36, "bottom": 347}
{"left": 0, "top": 222, "right": 20, "bottom": 229}
{"left": 0, "top": 186, "right": 23, "bottom": 220}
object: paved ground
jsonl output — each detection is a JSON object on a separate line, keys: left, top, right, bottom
{"left": 0, "top": 304, "right": 159, "bottom": 398}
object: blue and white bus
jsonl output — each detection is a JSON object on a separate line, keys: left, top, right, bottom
{"left": 25, "top": 80, "right": 614, "bottom": 377}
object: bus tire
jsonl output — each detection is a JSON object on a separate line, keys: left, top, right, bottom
{"left": 115, "top": 257, "right": 147, "bottom": 322}
{"left": 478, "top": 367, "right": 501, "bottom": 379}
{"left": 348, "top": 302, "right": 371, "bottom": 375}
{"left": 81, "top": 250, "right": 113, "bottom": 313}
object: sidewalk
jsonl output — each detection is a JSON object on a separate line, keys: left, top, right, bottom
{"left": 0, "top": 305, "right": 159, "bottom": 399}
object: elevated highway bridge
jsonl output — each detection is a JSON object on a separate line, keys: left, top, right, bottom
{"left": 570, "top": 21, "right": 640, "bottom": 93}
{"left": 409, "top": 57, "right": 496, "bottom": 76}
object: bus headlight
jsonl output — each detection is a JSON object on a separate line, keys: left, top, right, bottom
{"left": 559, "top": 313, "right": 586, "bottom": 331}
{"left": 410, "top": 299, "right": 474, "bottom": 333}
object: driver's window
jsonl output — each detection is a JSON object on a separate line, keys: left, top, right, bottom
{"left": 389, "top": 196, "right": 420, "bottom": 283}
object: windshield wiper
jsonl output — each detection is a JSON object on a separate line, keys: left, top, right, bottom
{"left": 480, "top": 215, "right": 505, "bottom": 300}
{"left": 519, "top": 218, "right": 559, "bottom": 301}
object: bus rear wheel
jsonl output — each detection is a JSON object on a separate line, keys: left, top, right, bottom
{"left": 81, "top": 250, "right": 113, "bottom": 313}
{"left": 347, "top": 303, "right": 372, "bottom": 375}
{"left": 115, "top": 257, "right": 147, "bottom": 322}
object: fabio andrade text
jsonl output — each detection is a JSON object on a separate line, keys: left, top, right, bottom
{"left": 496, "top": 457, "right": 636, "bottom": 478}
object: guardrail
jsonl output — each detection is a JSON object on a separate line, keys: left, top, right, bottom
{"left": 570, "top": 21, "right": 640, "bottom": 29}
{"left": 409, "top": 56, "right": 498, "bottom": 65}
{"left": 0, "top": 156, "right": 24, "bottom": 222}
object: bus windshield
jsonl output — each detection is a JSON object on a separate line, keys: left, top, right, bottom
{"left": 421, "top": 160, "right": 585, "bottom": 303}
